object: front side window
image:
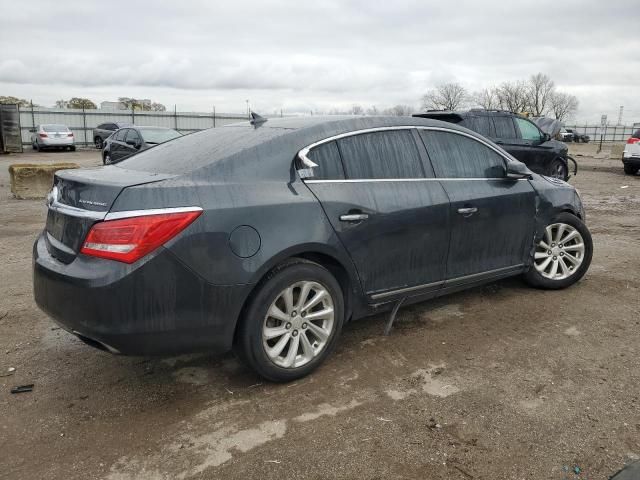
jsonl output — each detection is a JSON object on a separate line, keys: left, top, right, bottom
{"left": 114, "top": 129, "right": 128, "bottom": 141}
{"left": 420, "top": 130, "right": 506, "bottom": 179}
{"left": 515, "top": 117, "right": 542, "bottom": 141}
{"left": 125, "top": 129, "right": 141, "bottom": 144}
{"left": 492, "top": 116, "right": 517, "bottom": 139}
{"left": 307, "top": 141, "right": 345, "bottom": 180}
{"left": 337, "top": 130, "right": 424, "bottom": 179}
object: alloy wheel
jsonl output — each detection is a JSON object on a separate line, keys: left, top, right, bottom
{"left": 551, "top": 161, "right": 567, "bottom": 179}
{"left": 534, "top": 223, "right": 585, "bottom": 280}
{"left": 262, "top": 281, "right": 335, "bottom": 369}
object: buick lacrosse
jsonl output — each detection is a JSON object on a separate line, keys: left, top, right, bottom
{"left": 34, "top": 115, "right": 592, "bottom": 381}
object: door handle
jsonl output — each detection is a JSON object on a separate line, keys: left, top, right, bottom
{"left": 457, "top": 207, "right": 478, "bottom": 216}
{"left": 340, "top": 213, "right": 369, "bottom": 222}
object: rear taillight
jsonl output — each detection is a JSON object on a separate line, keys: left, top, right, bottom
{"left": 68, "top": 132, "right": 74, "bottom": 137}
{"left": 39, "top": 133, "right": 48, "bottom": 138}
{"left": 80, "top": 210, "right": 202, "bottom": 263}
{"left": 627, "top": 137, "right": 640, "bottom": 144}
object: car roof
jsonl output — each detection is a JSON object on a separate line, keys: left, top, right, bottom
{"left": 117, "top": 115, "right": 485, "bottom": 178}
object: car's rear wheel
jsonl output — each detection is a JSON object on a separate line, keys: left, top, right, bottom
{"left": 94, "top": 137, "right": 103, "bottom": 149}
{"left": 549, "top": 158, "right": 568, "bottom": 180}
{"left": 236, "top": 259, "right": 344, "bottom": 382}
{"left": 524, "top": 212, "right": 592, "bottom": 290}
{"left": 623, "top": 164, "right": 638, "bottom": 175}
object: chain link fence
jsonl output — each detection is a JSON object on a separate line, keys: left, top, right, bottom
{"left": 19, "top": 105, "right": 251, "bottom": 147}
{"left": 564, "top": 124, "right": 639, "bottom": 143}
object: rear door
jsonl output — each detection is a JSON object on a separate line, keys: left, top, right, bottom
{"left": 513, "top": 116, "right": 556, "bottom": 173}
{"left": 302, "top": 128, "right": 450, "bottom": 300}
{"left": 419, "top": 129, "right": 536, "bottom": 280}
{"left": 109, "top": 128, "right": 129, "bottom": 162}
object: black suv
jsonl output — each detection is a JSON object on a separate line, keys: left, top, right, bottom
{"left": 93, "top": 122, "right": 132, "bottom": 149}
{"left": 414, "top": 110, "right": 573, "bottom": 180}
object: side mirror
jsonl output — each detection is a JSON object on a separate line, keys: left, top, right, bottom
{"left": 125, "top": 138, "right": 140, "bottom": 148}
{"left": 506, "top": 161, "right": 532, "bottom": 179}
{"left": 542, "top": 132, "right": 551, "bottom": 142}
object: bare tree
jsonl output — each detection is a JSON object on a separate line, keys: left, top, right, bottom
{"left": 421, "top": 83, "right": 467, "bottom": 111}
{"left": 366, "top": 105, "right": 379, "bottom": 116}
{"left": 471, "top": 88, "right": 500, "bottom": 110}
{"left": 351, "top": 104, "right": 364, "bottom": 115}
{"left": 381, "top": 104, "right": 415, "bottom": 116}
{"left": 496, "top": 81, "right": 530, "bottom": 113}
{"left": 549, "top": 92, "right": 578, "bottom": 121}
{"left": 527, "top": 73, "right": 555, "bottom": 116}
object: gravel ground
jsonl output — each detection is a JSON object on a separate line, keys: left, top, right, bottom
{"left": 0, "top": 147, "right": 639, "bottom": 480}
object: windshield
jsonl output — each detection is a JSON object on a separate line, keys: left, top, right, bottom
{"left": 140, "top": 128, "right": 182, "bottom": 144}
{"left": 42, "top": 124, "right": 69, "bottom": 132}
{"left": 118, "top": 125, "right": 289, "bottom": 174}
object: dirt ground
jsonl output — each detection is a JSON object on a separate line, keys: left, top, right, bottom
{"left": 0, "top": 146, "right": 639, "bottom": 480}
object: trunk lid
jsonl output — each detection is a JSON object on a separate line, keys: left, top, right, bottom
{"left": 45, "top": 166, "right": 176, "bottom": 263}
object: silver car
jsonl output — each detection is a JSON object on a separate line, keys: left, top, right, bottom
{"left": 30, "top": 124, "right": 76, "bottom": 151}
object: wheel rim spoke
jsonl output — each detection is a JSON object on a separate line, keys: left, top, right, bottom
{"left": 533, "top": 222, "right": 585, "bottom": 281}
{"left": 262, "top": 281, "right": 335, "bottom": 369}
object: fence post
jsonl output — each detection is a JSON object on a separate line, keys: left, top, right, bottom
{"left": 174, "top": 105, "right": 178, "bottom": 130}
{"left": 212, "top": 106, "right": 216, "bottom": 128}
{"left": 131, "top": 105, "right": 135, "bottom": 125}
{"left": 30, "top": 100, "right": 35, "bottom": 130}
{"left": 82, "top": 106, "right": 87, "bottom": 147}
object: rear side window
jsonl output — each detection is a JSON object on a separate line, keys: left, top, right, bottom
{"left": 307, "top": 141, "right": 345, "bottom": 180}
{"left": 492, "top": 116, "right": 517, "bottom": 139}
{"left": 420, "top": 130, "right": 506, "bottom": 179}
{"left": 514, "top": 117, "right": 542, "bottom": 141}
{"left": 460, "top": 116, "right": 494, "bottom": 138}
{"left": 337, "top": 130, "right": 424, "bottom": 179}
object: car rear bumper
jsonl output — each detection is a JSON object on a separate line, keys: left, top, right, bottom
{"left": 40, "top": 138, "right": 74, "bottom": 147}
{"left": 33, "top": 232, "right": 248, "bottom": 356}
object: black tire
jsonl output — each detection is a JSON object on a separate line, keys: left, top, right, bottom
{"left": 94, "top": 137, "right": 103, "bottom": 149}
{"left": 235, "top": 258, "right": 344, "bottom": 382}
{"left": 34, "top": 142, "right": 40, "bottom": 151}
{"left": 623, "top": 164, "right": 639, "bottom": 175}
{"left": 32, "top": 142, "right": 36, "bottom": 150}
{"left": 523, "top": 212, "right": 593, "bottom": 290}
{"left": 103, "top": 153, "right": 111, "bottom": 165}
{"left": 549, "top": 158, "right": 569, "bottom": 180}
{"left": 70, "top": 146, "right": 76, "bottom": 152}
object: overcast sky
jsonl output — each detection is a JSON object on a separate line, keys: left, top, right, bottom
{"left": 1, "top": 0, "right": 638, "bottom": 123}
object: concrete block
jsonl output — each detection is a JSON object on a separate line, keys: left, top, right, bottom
{"left": 8, "top": 163, "right": 79, "bottom": 200}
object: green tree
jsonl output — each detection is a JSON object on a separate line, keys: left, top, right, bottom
{"left": 67, "top": 97, "right": 97, "bottom": 109}
{"left": 0, "top": 96, "right": 31, "bottom": 107}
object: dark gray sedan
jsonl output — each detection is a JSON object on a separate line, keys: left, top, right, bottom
{"left": 33, "top": 116, "right": 592, "bottom": 381}
{"left": 102, "top": 126, "right": 182, "bottom": 164}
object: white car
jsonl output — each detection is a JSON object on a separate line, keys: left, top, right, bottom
{"left": 30, "top": 124, "right": 75, "bottom": 151}
{"left": 622, "top": 129, "right": 640, "bottom": 175}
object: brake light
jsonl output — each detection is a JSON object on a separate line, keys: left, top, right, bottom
{"left": 39, "top": 133, "right": 48, "bottom": 138}
{"left": 80, "top": 210, "right": 202, "bottom": 263}
{"left": 627, "top": 137, "right": 640, "bottom": 144}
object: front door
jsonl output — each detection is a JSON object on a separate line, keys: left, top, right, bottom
{"left": 419, "top": 129, "right": 536, "bottom": 279}
{"left": 302, "top": 129, "right": 450, "bottom": 299}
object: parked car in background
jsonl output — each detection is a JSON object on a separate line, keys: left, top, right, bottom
{"left": 102, "top": 126, "right": 182, "bottom": 164}
{"left": 30, "top": 124, "right": 75, "bottom": 151}
{"left": 563, "top": 128, "right": 590, "bottom": 143}
{"left": 622, "top": 129, "right": 640, "bottom": 175}
{"left": 33, "top": 116, "right": 592, "bottom": 382}
{"left": 93, "top": 122, "right": 132, "bottom": 149}
{"left": 414, "top": 109, "right": 573, "bottom": 180}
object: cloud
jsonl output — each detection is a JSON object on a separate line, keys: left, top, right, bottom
{"left": 1, "top": 0, "right": 639, "bottom": 121}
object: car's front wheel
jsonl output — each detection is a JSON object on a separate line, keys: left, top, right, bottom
{"left": 103, "top": 153, "right": 111, "bottom": 165}
{"left": 524, "top": 212, "right": 593, "bottom": 290}
{"left": 95, "top": 137, "right": 103, "bottom": 149}
{"left": 236, "top": 259, "right": 344, "bottom": 382}
{"left": 623, "top": 164, "right": 638, "bottom": 175}
{"left": 549, "top": 158, "right": 568, "bottom": 180}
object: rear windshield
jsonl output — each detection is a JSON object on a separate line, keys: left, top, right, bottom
{"left": 42, "top": 124, "right": 69, "bottom": 132}
{"left": 633, "top": 129, "right": 640, "bottom": 139}
{"left": 140, "top": 128, "right": 182, "bottom": 144}
{"left": 117, "top": 125, "right": 290, "bottom": 174}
